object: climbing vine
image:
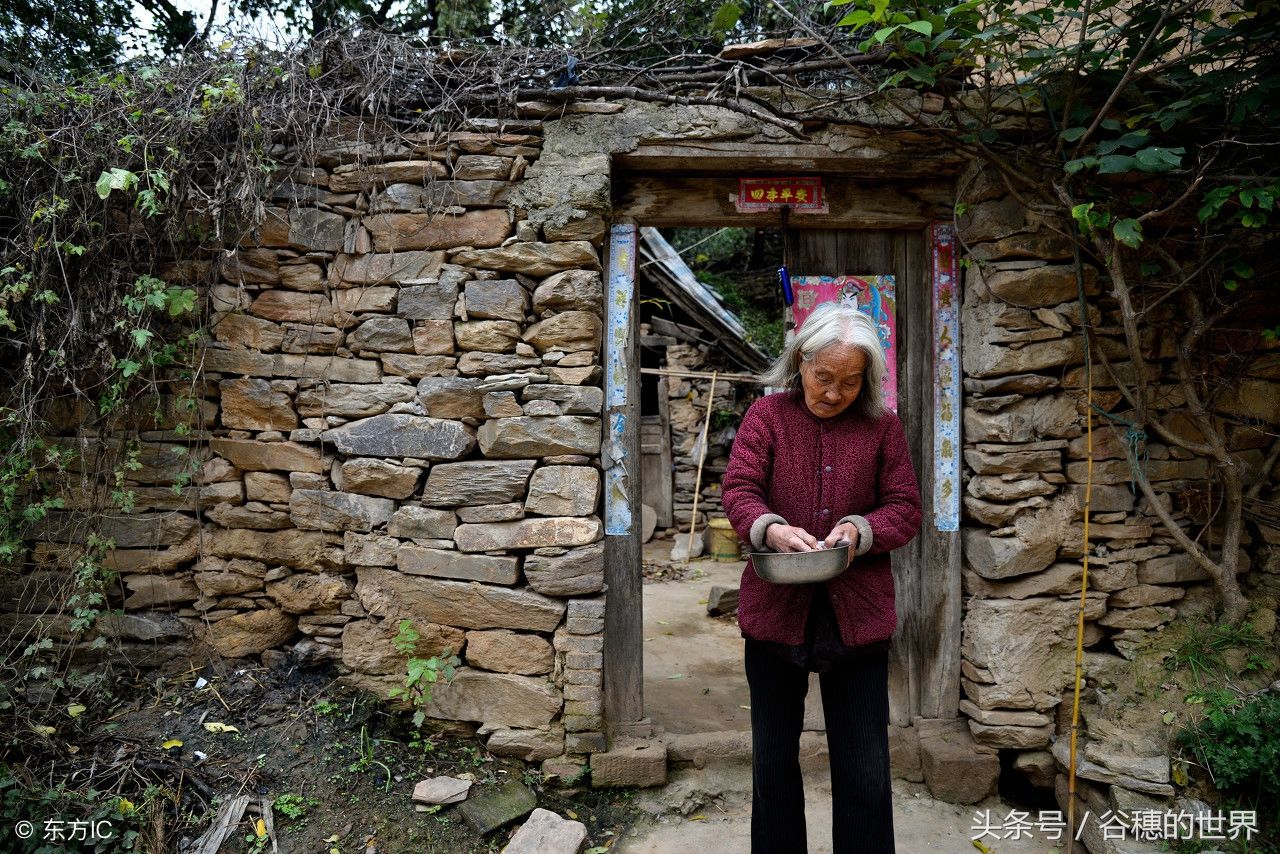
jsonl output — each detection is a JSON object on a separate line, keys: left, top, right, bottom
{"left": 827, "top": 0, "right": 1280, "bottom": 623}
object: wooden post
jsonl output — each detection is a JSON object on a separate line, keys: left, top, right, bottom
{"left": 684, "top": 371, "right": 718, "bottom": 569}
{"left": 603, "top": 222, "right": 646, "bottom": 735}
{"left": 919, "top": 223, "right": 963, "bottom": 719}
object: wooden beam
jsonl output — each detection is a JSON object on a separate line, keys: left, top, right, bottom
{"left": 918, "top": 222, "right": 962, "bottom": 719}
{"left": 616, "top": 173, "right": 954, "bottom": 228}
{"left": 640, "top": 367, "right": 760, "bottom": 383}
{"left": 603, "top": 223, "right": 645, "bottom": 733}
{"left": 613, "top": 137, "right": 964, "bottom": 178}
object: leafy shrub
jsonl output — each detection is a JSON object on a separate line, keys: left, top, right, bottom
{"left": 388, "top": 620, "right": 459, "bottom": 728}
{"left": 1180, "top": 692, "right": 1280, "bottom": 820}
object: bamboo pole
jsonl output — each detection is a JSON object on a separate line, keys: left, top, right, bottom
{"left": 684, "top": 371, "right": 718, "bottom": 569}
{"left": 639, "top": 367, "right": 760, "bottom": 383}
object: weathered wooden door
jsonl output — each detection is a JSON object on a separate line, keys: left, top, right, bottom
{"left": 640, "top": 407, "right": 674, "bottom": 529}
{"left": 786, "top": 228, "right": 962, "bottom": 725}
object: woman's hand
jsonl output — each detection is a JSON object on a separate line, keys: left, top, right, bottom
{"left": 824, "top": 522, "right": 860, "bottom": 565}
{"left": 765, "top": 523, "right": 819, "bottom": 552}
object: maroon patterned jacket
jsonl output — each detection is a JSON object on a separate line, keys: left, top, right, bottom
{"left": 721, "top": 391, "right": 922, "bottom": 647}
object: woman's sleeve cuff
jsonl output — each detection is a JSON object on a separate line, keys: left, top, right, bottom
{"left": 838, "top": 515, "right": 874, "bottom": 555}
{"left": 749, "top": 513, "right": 787, "bottom": 550}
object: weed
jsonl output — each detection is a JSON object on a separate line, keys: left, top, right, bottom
{"left": 347, "top": 725, "right": 394, "bottom": 792}
{"left": 408, "top": 730, "right": 438, "bottom": 754}
{"left": 243, "top": 828, "right": 269, "bottom": 853}
{"left": 314, "top": 699, "right": 338, "bottom": 717}
{"left": 388, "top": 620, "right": 459, "bottom": 728}
{"left": 458, "top": 743, "right": 485, "bottom": 768}
{"left": 1184, "top": 687, "right": 1247, "bottom": 716}
{"left": 273, "top": 793, "right": 316, "bottom": 823}
{"left": 1165, "top": 619, "right": 1265, "bottom": 684}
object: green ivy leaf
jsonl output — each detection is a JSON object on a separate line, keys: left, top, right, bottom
{"left": 873, "top": 24, "right": 900, "bottom": 42}
{"left": 94, "top": 168, "right": 137, "bottom": 200}
{"left": 837, "top": 9, "right": 873, "bottom": 26}
{"left": 709, "top": 2, "right": 742, "bottom": 35}
{"left": 1096, "top": 130, "right": 1150, "bottom": 155}
{"left": 1096, "top": 154, "right": 1138, "bottom": 174}
{"left": 906, "top": 65, "right": 936, "bottom": 84}
{"left": 1198, "top": 186, "right": 1234, "bottom": 222}
{"left": 1113, "top": 218, "right": 1143, "bottom": 248}
{"left": 1133, "top": 146, "right": 1184, "bottom": 172}
{"left": 164, "top": 287, "right": 197, "bottom": 316}
{"left": 1064, "top": 156, "right": 1097, "bottom": 175}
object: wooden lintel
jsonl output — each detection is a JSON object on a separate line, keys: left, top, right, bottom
{"left": 615, "top": 173, "right": 955, "bottom": 229}
{"left": 613, "top": 138, "right": 964, "bottom": 178}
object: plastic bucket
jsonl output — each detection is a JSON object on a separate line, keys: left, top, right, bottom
{"left": 707, "top": 517, "right": 741, "bottom": 561}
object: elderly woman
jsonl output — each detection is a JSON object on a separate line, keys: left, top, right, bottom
{"left": 722, "top": 300, "right": 922, "bottom": 854}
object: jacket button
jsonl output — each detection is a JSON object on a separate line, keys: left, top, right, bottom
{"left": 824, "top": 466, "right": 832, "bottom": 472}
{"left": 822, "top": 509, "right": 830, "bottom": 516}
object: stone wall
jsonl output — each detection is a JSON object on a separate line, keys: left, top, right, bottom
{"left": 661, "top": 343, "right": 753, "bottom": 533}
{"left": 18, "top": 121, "right": 620, "bottom": 775}
{"left": 12, "top": 98, "right": 1277, "bottom": 806}
{"left": 953, "top": 162, "right": 1280, "bottom": 811}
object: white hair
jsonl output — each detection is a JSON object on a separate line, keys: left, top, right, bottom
{"left": 759, "top": 301, "right": 888, "bottom": 419}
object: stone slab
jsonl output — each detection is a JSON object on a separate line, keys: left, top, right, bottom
{"left": 322, "top": 414, "right": 475, "bottom": 460}
{"left": 457, "top": 780, "right": 537, "bottom": 835}
{"left": 504, "top": 808, "right": 588, "bottom": 854}
{"left": 356, "top": 567, "right": 565, "bottom": 631}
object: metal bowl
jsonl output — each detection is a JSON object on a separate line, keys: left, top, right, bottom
{"left": 750, "top": 543, "right": 851, "bottom": 585}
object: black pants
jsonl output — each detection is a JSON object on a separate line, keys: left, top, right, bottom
{"left": 744, "top": 639, "right": 894, "bottom": 854}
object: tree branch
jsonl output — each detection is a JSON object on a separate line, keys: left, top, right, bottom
{"left": 1093, "top": 234, "right": 1219, "bottom": 456}
{"left": 1246, "top": 436, "right": 1280, "bottom": 502}
{"left": 412, "top": 85, "right": 808, "bottom": 138}
{"left": 1129, "top": 449, "right": 1248, "bottom": 623}
{"left": 1071, "top": 3, "right": 1193, "bottom": 153}
{"left": 200, "top": 0, "right": 219, "bottom": 43}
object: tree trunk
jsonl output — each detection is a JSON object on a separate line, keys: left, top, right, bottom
{"left": 1092, "top": 245, "right": 1252, "bottom": 624}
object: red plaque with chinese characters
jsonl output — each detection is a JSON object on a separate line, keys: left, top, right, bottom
{"left": 736, "top": 177, "right": 824, "bottom": 212}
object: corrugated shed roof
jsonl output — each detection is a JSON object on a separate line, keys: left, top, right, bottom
{"left": 637, "top": 227, "right": 772, "bottom": 373}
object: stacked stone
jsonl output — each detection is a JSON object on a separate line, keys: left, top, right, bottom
{"left": 954, "top": 163, "right": 1280, "bottom": 808}
{"left": 662, "top": 343, "right": 747, "bottom": 530}
{"left": 16, "top": 102, "right": 1276, "bottom": 799}
{"left": 18, "top": 123, "right": 630, "bottom": 766}
{"left": 547, "top": 597, "right": 607, "bottom": 775}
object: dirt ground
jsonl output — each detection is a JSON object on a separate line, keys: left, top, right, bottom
{"left": 3, "top": 659, "right": 641, "bottom": 854}
{"left": 0, "top": 538, "right": 1101, "bottom": 853}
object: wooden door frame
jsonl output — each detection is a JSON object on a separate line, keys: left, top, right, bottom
{"left": 606, "top": 157, "right": 962, "bottom": 736}
{"left": 639, "top": 379, "right": 674, "bottom": 530}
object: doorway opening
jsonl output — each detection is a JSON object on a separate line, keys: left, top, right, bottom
{"left": 635, "top": 225, "right": 780, "bottom": 737}
{"left": 627, "top": 221, "right": 939, "bottom": 740}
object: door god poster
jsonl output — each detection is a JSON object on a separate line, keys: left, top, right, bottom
{"left": 791, "top": 275, "right": 898, "bottom": 412}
